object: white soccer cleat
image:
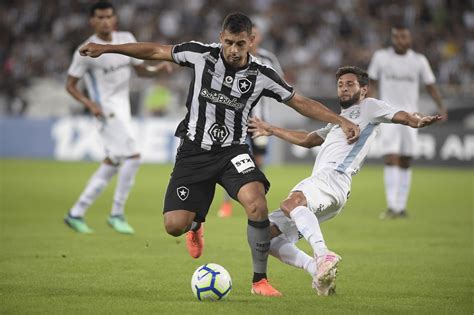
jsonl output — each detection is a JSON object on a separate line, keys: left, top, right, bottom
{"left": 313, "top": 251, "right": 341, "bottom": 296}
{"left": 312, "top": 267, "right": 337, "bottom": 296}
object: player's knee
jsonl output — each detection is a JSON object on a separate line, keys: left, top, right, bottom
{"left": 164, "top": 223, "right": 184, "bottom": 237}
{"left": 280, "top": 193, "right": 306, "bottom": 216}
{"left": 163, "top": 217, "right": 187, "bottom": 237}
{"left": 384, "top": 154, "right": 398, "bottom": 166}
{"left": 280, "top": 199, "right": 295, "bottom": 216}
{"left": 245, "top": 197, "right": 268, "bottom": 218}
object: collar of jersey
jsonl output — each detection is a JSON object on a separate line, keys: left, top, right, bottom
{"left": 340, "top": 101, "right": 362, "bottom": 112}
{"left": 219, "top": 51, "right": 251, "bottom": 72}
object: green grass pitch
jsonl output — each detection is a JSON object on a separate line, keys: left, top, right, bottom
{"left": 0, "top": 160, "right": 472, "bottom": 314}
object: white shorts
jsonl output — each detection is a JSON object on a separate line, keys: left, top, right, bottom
{"left": 379, "top": 123, "right": 418, "bottom": 156}
{"left": 97, "top": 115, "right": 138, "bottom": 164}
{"left": 269, "top": 168, "right": 351, "bottom": 244}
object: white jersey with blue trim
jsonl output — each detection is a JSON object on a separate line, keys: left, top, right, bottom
{"left": 313, "top": 97, "right": 399, "bottom": 176}
{"left": 67, "top": 31, "right": 143, "bottom": 120}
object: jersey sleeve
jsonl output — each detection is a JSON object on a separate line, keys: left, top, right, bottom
{"left": 369, "top": 99, "right": 400, "bottom": 123}
{"left": 126, "top": 32, "right": 144, "bottom": 66}
{"left": 171, "top": 41, "right": 216, "bottom": 67}
{"left": 419, "top": 54, "right": 436, "bottom": 85}
{"left": 315, "top": 123, "right": 334, "bottom": 140}
{"left": 67, "top": 49, "right": 89, "bottom": 78}
{"left": 367, "top": 50, "right": 382, "bottom": 80}
{"left": 260, "top": 66, "right": 295, "bottom": 102}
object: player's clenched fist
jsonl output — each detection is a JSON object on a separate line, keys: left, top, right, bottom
{"left": 79, "top": 43, "right": 105, "bottom": 58}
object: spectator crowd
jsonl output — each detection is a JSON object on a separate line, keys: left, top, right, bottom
{"left": 1, "top": 0, "right": 472, "bottom": 117}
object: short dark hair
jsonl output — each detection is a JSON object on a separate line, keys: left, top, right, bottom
{"left": 336, "top": 66, "right": 369, "bottom": 87}
{"left": 391, "top": 22, "right": 410, "bottom": 31}
{"left": 222, "top": 13, "right": 252, "bottom": 35}
{"left": 90, "top": 1, "right": 115, "bottom": 17}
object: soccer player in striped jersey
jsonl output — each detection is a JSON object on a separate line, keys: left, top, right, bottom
{"left": 79, "top": 12, "right": 360, "bottom": 296}
{"left": 368, "top": 24, "right": 447, "bottom": 219}
{"left": 217, "top": 23, "right": 284, "bottom": 218}
{"left": 64, "top": 1, "right": 172, "bottom": 235}
{"left": 248, "top": 66, "right": 441, "bottom": 296}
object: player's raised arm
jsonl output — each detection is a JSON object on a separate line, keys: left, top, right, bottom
{"left": 248, "top": 117, "right": 324, "bottom": 148}
{"left": 79, "top": 42, "right": 174, "bottom": 61}
{"left": 286, "top": 93, "right": 360, "bottom": 144}
{"left": 392, "top": 111, "right": 442, "bottom": 128}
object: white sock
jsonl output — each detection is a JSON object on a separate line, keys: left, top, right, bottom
{"left": 111, "top": 158, "right": 141, "bottom": 216}
{"left": 269, "top": 235, "right": 316, "bottom": 277}
{"left": 69, "top": 163, "right": 118, "bottom": 217}
{"left": 384, "top": 165, "right": 400, "bottom": 211}
{"left": 395, "top": 168, "right": 412, "bottom": 213}
{"left": 289, "top": 206, "right": 329, "bottom": 258}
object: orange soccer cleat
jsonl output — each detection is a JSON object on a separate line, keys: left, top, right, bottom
{"left": 218, "top": 201, "right": 233, "bottom": 218}
{"left": 251, "top": 279, "right": 282, "bottom": 297}
{"left": 186, "top": 224, "right": 204, "bottom": 259}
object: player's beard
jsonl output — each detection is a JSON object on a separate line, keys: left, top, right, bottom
{"left": 339, "top": 90, "right": 361, "bottom": 109}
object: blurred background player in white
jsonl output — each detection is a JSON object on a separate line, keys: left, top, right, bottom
{"left": 218, "top": 23, "right": 284, "bottom": 218}
{"left": 64, "top": 1, "right": 171, "bottom": 234}
{"left": 249, "top": 66, "right": 441, "bottom": 296}
{"left": 368, "top": 24, "right": 448, "bottom": 219}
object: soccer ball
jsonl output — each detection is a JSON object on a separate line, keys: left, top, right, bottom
{"left": 191, "top": 263, "right": 232, "bottom": 301}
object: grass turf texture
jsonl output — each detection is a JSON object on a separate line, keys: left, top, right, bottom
{"left": 0, "top": 160, "right": 472, "bottom": 314}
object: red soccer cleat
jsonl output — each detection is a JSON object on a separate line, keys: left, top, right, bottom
{"left": 186, "top": 224, "right": 204, "bottom": 259}
{"left": 251, "top": 279, "right": 282, "bottom": 297}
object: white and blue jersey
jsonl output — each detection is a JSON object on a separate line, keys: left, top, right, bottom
{"left": 313, "top": 97, "right": 398, "bottom": 177}
{"left": 68, "top": 31, "right": 143, "bottom": 120}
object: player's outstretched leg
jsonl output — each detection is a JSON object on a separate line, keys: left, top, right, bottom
{"left": 285, "top": 204, "right": 341, "bottom": 295}
{"left": 268, "top": 222, "right": 337, "bottom": 296}
{"left": 186, "top": 222, "right": 204, "bottom": 259}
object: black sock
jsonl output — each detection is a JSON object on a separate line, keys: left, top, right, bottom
{"left": 253, "top": 272, "right": 267, "bottom": 283}
{"left": 189, "top": 221, "right": 201, "bottom": 232}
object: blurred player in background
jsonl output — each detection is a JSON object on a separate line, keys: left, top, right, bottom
{"left": 78, "top": 12, "right": 360, "bottom": 296}
{"left": 217, "top": 23, "right": 284, "bottom": 218}
{"left": 368, "top": 24, "right": 447, "bottom": 219}
{"left": 64, "top": 1, "right": 171, "bottom": 234}
{"left": 249, "top": 66, "right": 442, "bottom": 296}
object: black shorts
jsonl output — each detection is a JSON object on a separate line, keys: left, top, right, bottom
{"left": 163, "top": 140, "right": 270, "bottom": 222}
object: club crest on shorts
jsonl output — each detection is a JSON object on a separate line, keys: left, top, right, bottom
{"left": 177, "top": 186, "right": 190, "bottom": 201}
{"left": 237, "top": 78, "right": 252, "bottom": 94}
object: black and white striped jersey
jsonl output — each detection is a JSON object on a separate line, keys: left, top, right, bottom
{"left": 171, "top": 41, "right": 294, "bottom": 151}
